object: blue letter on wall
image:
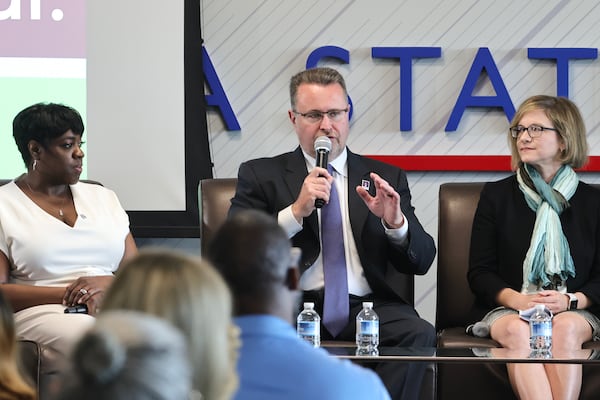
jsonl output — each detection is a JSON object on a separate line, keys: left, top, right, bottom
{"left": 446, "top": 48, "right": 514, "bottom": 131}
{"left": 203, "top": 46, "right": 241, "bottom": 131}
{"left": 305, "top": 46, "right": 354, "bottom": 119}
{"left": 306, "top": 46, "right": 350, "bottom": 69}
{"left": 528, "top": 48, "right": 598, "bottom": 98}
{"left": 371, "top": 47, "right": 442, "bottom": 131}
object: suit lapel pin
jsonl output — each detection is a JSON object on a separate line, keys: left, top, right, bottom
{"left": 361, "top": 180, "right": 370, "bottom": 190}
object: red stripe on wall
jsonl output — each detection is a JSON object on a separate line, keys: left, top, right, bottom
{"left": 365, "top": 155, "right": 600, "bottom": 172}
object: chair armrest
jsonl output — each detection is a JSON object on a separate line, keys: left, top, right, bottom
{"left": 437, "top": 327, "right": 500, "bottom": 348}
{"left": 440, "top": 326, "right": 600, "bottom": 354}
{"left": 18, "top": 340, "right": 40, "bottom": 389}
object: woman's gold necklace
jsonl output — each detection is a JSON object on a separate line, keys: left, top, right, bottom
{"left": 24, "top": 179, "right": 69, "bottom": 218}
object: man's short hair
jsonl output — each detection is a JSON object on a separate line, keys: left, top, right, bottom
{"left": 208, "top": 209, "right": 293, "bottom": 299}
{"left": 289, "top": 67, "right": 348, "bottom": 110}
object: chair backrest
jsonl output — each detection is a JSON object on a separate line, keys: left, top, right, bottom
{"left": 198, "top": 178, "right": 238, "bottom": 255}
{"left": 436, "top": 182, "right": 485, "bottom": 331}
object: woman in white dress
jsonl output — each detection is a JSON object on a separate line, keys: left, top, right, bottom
{"left": 0, "top": 103, "right": 137, "bottom": 357}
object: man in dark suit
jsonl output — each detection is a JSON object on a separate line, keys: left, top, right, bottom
{"left": 229, "top": 67, "right": 436, "bottom": 399}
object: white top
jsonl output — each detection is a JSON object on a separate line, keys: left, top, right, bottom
{"left": 0, "top": 181, "right": 130, "bottom": 286}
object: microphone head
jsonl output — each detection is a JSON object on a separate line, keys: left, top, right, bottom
{"left": 314, "top": 136, "right": 331, "bottom": 153}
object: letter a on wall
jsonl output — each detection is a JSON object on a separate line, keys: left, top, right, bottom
{"left": 446, "top": 47, "right": 515, "bottom": 131}
{"left": 203, "top": 46, "right": 241, "bottom": 131}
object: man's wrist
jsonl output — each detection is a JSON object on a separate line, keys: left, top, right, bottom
{"left": 383, "top": 214, "right": 405, "bottom": 229}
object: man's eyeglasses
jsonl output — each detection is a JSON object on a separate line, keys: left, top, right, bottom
{"left": 292, "top": 107, "right": 349, "bottom": 123}
{"left": 509, "top": 124, "right": 557, "bottom": 139}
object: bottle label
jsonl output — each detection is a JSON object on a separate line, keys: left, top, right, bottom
{"left": 357, "top": 320, "right": 379, "bottom": 335}
{"left": 531, "top": 321, "right": 551, "bottom": 337}
{"left": 298, "top": 321, "right": 318, "bottom": 336}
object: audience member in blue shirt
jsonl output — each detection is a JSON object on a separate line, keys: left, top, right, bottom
{"left": 208, "top": 209, "right": 391, "bottom": 400}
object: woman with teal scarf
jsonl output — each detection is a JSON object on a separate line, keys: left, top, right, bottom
{"left": 468, "top": 95, "right": 600, "bottom": 400}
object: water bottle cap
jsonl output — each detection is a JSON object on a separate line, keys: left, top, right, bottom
{"left": 363, "top": 302, "right": 373, "bottom": 308}
{"left": 303, "top": 302, "right": 314, "bottom": 309}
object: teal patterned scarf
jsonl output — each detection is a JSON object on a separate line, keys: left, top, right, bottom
{"left": 517, "top": 163, "right": 578, "bottom": 291}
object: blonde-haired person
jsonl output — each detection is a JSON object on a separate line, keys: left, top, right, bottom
{"left": 101, "top": 248, "right": 238, "bottom": 400}
{"left": 0, "top": 290, "right": 36, "bottom": 400}
{"left": 508, "top": 95, "right": 588, "bottom": 171}
{"left": 468, "top": 95, "right": 600, "bottom": 400}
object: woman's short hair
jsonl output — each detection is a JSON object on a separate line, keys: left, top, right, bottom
{"left": 58, "top": 311, "right": 191, "bottom": 400}
{"left": 508, "top": 95, "right": 588, "bottom": 170}
{"left": 102, "top": 248, "right": 237, "bottom": 400}
{"left": 12, "top": 102, "right": 85, "bottom": 167}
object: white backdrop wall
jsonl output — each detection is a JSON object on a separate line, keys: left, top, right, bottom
{"left": 201, "top": 0, "right": 600, "bottom": 324}
{"left": 88, "top": 0, "right": 186, "bottom": 211}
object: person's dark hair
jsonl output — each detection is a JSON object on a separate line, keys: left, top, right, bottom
{"left": 57, "top": 311, "right": 192, "bottom": 400}
{"left": 207, "top": 209, "right": 293, "bottom": 305}
{"left": 13, "top": 102, "right": 85, "bottom": 167}
{"left": 289, "top": 67, "right": 348, "bottom": 110}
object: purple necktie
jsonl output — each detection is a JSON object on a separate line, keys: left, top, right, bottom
{"left": 321, "top": 164, "right": 349, "bottom": 337}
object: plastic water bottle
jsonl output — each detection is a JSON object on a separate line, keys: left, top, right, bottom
{"left": 356, "top": 302, "right": 379, "bottom": 355}
{"left": 297, "top": 302, "right": 320, "bottom": 347}
{"left": 529, "top": 304, "right": 552, "bottom": 351}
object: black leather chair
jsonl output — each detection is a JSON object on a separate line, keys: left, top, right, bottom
{"left": 198, "top": 178, "right": 238, "bottom": 255}
{"left": 436, "top": 182, "right": 600, "bottom": 400}
{"left": 17, "top": 340, "right": 63, "bottom": 400}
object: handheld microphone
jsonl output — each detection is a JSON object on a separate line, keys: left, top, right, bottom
{"left": 314, "top": 136, "right": 332, "bottom": 208}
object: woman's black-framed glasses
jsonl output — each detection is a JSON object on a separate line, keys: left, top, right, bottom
{"left": 510, "top": 124, "right": 557, "bottom": 139}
